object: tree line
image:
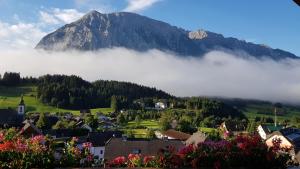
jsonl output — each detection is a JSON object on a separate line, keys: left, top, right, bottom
{"left": 37, "top": 74, "right": 172, "bottom": 109}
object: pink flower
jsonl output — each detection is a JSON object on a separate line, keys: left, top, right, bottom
{"left": 0, "top": 132, "right": 4, "bottom": 142}
{"left": 128, "top": 153, "right": 140, "bottom": 160}
{"left": 15, "top": 138, "right": 28, "bottom": 152}
{"left": 31, "top": 135, "right": 45, "bottom": 144}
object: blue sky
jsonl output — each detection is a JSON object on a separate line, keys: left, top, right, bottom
{"left": 0, "top": 0, "right": 299, "bottom": 55}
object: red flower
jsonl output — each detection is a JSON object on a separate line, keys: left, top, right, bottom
{"left": 143, "top": 155, "right": 155, "bottom": 165}
{"left": 179, "top": 144, "right": 194, "bottom": 156}
{"left": 0, "top": 141, "right": 14, "bottom": 151}
{"left": 112, "top": 156, "right": 126, "bottom": 166}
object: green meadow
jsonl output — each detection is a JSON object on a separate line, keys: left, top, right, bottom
{"left": 0, "top": 85, "right": 112, "bottom": 115}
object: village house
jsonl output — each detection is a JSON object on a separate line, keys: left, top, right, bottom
{"left": 185, "top": 131, "right": 208, "bottom": 146}
{"left": 155, "top": 101, "right": 167, "bottom": 110}
{"left": 220, "top": 121, "right": 247, "bottom": 136}
{"left": 104, "top": 137, "right": 185, "bottom": 161}
{"left": 156, "top": 129, "right": 191, "bottom": 141}
{"left": 86, "top": 131, "right": 122, "bottom": 161}
{"left": 257, "top": 124, "right": 284, "bottom": 140}
{"left": 0, "top": 96, "right": 25, "bottom": 128}
{"left": 265, "top": 128, "right": 300, "bottom": 162}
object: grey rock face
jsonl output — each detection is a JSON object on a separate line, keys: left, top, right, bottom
{"left": 36, "top": 10, "right": 298, "bottom": 60}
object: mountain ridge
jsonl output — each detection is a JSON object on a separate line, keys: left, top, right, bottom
{"left": 36, "top": 10, "right": 299, "bottom": 60}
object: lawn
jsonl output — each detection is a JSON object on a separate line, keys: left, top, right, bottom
{"left": 124, "top": 120, "right": 160, "bottom": 138}
{"left": 0, "top": 85, "right": 112, "bottom": 115}
{"left": 199, "top": 127, "right": 218, "bottom": 134}
{"left": 126, "top": 120, "right": 160, "bottom": 129}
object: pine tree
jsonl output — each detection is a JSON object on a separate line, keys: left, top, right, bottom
{"left": 36, "top": 113, "right": 48, "bottom": 129}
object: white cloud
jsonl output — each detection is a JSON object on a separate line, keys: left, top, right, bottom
{"left": 74, "top": 0, "right": 114, "bottom": 13}
{"left": 39, "top": 8, "right": 85, "bottom": 25}
{"left": 39, "top": 11, "right": 60, "bottom": 25}
{"left": 0, "top": 8, "right": 85, "bottom": 50}
{"left": 0, "top": 21, "right": 46, "bottom": 49}
{"left": 124, "top": 0, "right": 162, "bottom": 12}
{"left": 0, "top": 48, "right": 300, "bottom": 104}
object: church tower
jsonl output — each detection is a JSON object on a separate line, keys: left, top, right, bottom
{"left": 18, "top": 95, "right": 25, "bottom": 115}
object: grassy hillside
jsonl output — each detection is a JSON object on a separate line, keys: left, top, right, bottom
{"left": 1, "top": 85, "right": 300, "bottom": 123}
{"left": 0, "top": 85, "right": 112, "bottom": 115}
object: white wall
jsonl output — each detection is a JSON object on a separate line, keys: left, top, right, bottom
{"left": 266, "top": 135, "right": 292, "bottom": 149}
{"left": 257, "top": 125, "right": 267, "bottom": 140}
{"left": 90, "top": 146, "right": 105, "bottom": 160}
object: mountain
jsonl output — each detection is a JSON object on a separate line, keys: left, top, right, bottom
{"left": 36, "top": 10, "right": 298, "bottom": 60}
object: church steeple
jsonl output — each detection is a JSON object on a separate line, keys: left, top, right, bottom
{"left": 18, "top": 95, "right": 25, "bottom": 115}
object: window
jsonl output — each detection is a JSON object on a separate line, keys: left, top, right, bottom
{"left": 100, "top": 150, "right": 103, "bottom": 154}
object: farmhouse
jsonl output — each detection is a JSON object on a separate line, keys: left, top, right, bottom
{"left": 257, "top": 124, "right": 284, "bottom": 140}
{"left": 266, "top": 128, "right": 300, "bottom": 162}
{"left": 220, "top": 121, "right": 247, "bottom": 135}
{"left": 104, "top": 137, "right": 185, "bottom": 160}
{"left": 86, "top": 131, "right": 122, "bottom": 160}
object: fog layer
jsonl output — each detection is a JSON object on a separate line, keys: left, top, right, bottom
{"left": 0, "top": 48, "right": 300, "bottom": 104}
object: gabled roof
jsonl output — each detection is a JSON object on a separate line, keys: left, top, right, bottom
{"left": 267, "top": 128, "right": 300, "bottom": 148}
{"left": 87, "top": 131, "right": 122, "bottom": 147}
{"left": 185, "top": 131, "right": 208, "bottom": 146}
{"left": 104, "top": 138, "right": 185, "bottom": 160}
{"left": 161, "top": 129, "right": 191, "bottom": 141}
{"left": 44, "top": 128, "right": 89, "bottom": 138}
{"left": 260, "top": 124, "right": 284, "bottom": 134}
{"left": 0, "top": 109, "right": 23, "bottom": 127}
{"left": 221, "top": 121, "right": 246, "bottom": 132}
{"left": 19, "top": 122, "right": 42, "bottom": 137}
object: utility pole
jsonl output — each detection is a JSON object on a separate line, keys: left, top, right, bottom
{"left": 274, "top": 107, "right": 277, "bottom": 127}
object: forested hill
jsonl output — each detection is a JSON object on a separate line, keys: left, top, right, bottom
{"left": 37, "top": 74, "right": 172, "bottom": 109}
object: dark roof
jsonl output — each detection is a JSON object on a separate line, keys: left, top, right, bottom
{"left": 162, "top": 129, "right": 191, "bottom": 141}
{"left": 104, "top": 138, "right": 185, "bottom": 160}
{"left": 44, "top": 129, "right": 89, "bottom": 138}
{"left": 222, "top": 121, "right": 246, "bottom": 132}
{"left": 0, "top": 109, "right": 23, "bottom": 127}
{"left": 261, "top": 124, "right": 284, "bottom": 134}
{"left": 87, "top": 131, "right": 122, "bottom": 147}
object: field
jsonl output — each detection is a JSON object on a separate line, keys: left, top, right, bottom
{"left": 241, "top": 104, "right": 300, "bottom": 122}
{"left": 125, "top": 120, "right": 160, "bottom": 138}
{"left": 0, "top": 85, "right": 112, "bottom": 115}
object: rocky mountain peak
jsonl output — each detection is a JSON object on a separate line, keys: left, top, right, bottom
{"left": 188, "top": 30, "right": 208, "bottom": 40}
{"left": 35, "top": 10, "right": 298, "bottom": 60}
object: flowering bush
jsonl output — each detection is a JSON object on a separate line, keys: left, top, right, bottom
{"left": 107, "top": 135, "right": 292, "bottom": 169}
{"left": 0, "top": 129, "right": 95, "bottom": 169}
{"left": 58, "top": 137, "right": 95, "bottom": 167}
{"left": 0, "top": 128, "right": 293, "bottom": 169}
{"left": 0, "top": 130, "right": 54, "bottom": 169}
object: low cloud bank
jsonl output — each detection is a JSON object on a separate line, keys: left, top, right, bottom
{"left": 0, "top": 48, "right": 300, "bottom": 104}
